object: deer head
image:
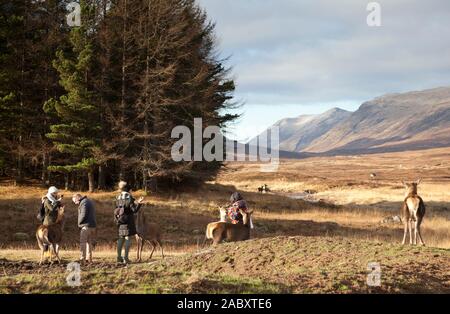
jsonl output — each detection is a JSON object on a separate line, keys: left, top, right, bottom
{"left": 219, "top": 206, "right": 227, "bottom": 222}
{"left": 402, "top": 179, "right": 421, "bottom": 196}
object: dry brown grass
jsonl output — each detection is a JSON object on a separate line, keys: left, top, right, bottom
{"left": 213, "top": 147, "right": 450, "bottom": 248}
{"left": 0, "top": 147, "right": 449, "bottom": 254}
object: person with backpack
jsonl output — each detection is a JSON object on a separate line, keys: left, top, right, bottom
{"left": 114, "top": 181, "right": 144, "bottom": 264}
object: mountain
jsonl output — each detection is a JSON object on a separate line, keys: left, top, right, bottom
{"left": 255, "top": 86, "right": 450, "bottom": 155}
{"left": 270, "top": 108, "right": 352, "bottom": 152}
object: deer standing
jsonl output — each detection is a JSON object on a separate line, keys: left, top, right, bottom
{"left": 401, "top": 179, "right": 426, "bottom": 246}
{"left": 36, "top": 206, "right": 65, "bottom": 264}
{"left": 134, "top": 208, "right": 164, "bottom": 262}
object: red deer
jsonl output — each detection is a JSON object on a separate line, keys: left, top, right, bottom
{"left": 205, "top": 208, "right": 254, "bottom": 245}
{"left": 134, "top": 208, "right": 164, "bottom": 262}
{"left": 36, "top": 206, "right": 65, "bottom": 264}
{"left": 258, "top": 184, "right": 270, "bottom": 193}
{"left": 401, "top": 179, "right": 426, "bottom": 246}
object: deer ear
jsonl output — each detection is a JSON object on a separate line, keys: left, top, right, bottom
{"left": 402, "top": 180, "right": 407, "bottom": 187}
{"left": 416, "top": 178, "right": 422, "bottom": 185}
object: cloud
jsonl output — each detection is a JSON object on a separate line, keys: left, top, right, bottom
{"left": 197, "top": 0, "right": 450, "bottom": 105}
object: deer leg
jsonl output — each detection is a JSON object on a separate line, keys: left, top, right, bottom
{"left": 147, "top": 240, "right": 156, "bottom": 260}
{"left": 49, "top": 245, "right": 54, "bottom": 264}
{"left": 408, "top": 220, "right": 413, "bottom": 245}
{"left": 413, "top": 220, "right": 418, "bottom": 245}
{"left": 50, "top": 244, "right": 59, "bottom": 264}
{"left": 138, "top": 237, "right": 144, "bottom": 262}
{"left": 159, "top": 241, "right": 165, "bottom": 259}
{"left": 401, "top": 221, "right": 408, "bottom": 245}
{"left": 416, "top": 219, "right": 425, "bottom": 246}
{"left": 135, "top": 235, "right": 141, "bottom": 262}
{"left": 55, "top": 244, "right": 61, "bottom": 264}
{"left": 140, "top": 238, "right": 146, "bottom": 262}
{"left": 39, "top": 247, "right": 44, "bottom": 265}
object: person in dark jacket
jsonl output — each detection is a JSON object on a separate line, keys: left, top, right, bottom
{"left": 114, "top": 181, "right": 144, "bottom": 264}
{"left": 42, "top": 186, "right": 64, "bottom": 226}
{"left": 73, "top": 194, "right": 97, "bottom": 264}
{"left": 227, "top": 192, "right": 249, "bottom": 224}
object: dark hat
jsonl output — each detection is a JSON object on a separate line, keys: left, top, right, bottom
{"left": 230, "top": 192, "right": 243, "bottom": 202}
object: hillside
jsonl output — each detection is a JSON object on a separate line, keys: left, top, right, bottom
{"left": 261, "top": 108, "right": 352, "bottom": 152}
{"left": 257, "top": 87, "right": 450, "bottom": 154}
{"left": 1, "top": 236, "right": 449, "bottom": 293}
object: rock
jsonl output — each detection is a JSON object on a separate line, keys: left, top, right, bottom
{"left": 381, "top": 216, "right": 402, "bottom": 224}
{"left": 13, "top": 233, "right": 30, "bottom": 241}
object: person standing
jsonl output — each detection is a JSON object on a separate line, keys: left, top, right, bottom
{"left": 114, "top": 181, "right": 144, "bottom": 264}
{"left": 73, "top": 194, "right": 97, "bottom": 264}
{"left": 42, "top": 186, "right": 64, "bottom": 226}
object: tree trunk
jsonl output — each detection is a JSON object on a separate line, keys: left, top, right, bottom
{"left": 98, "top": 165, "right": 105, "bottom": 190}
{"left": 147, "top": 176, "right": 157, "bottom": 193}
{"left": 64, "top": 173, "right": 69, "bottom": 190}
{"left": 15, "top": 154, "right": 24, "bottom": 185}
{"left": 142, "top": 169, "right": 147, "bottom": 193}
{"left": 41, "top": 153, "right": 48, "bottom": 185}
{"left": 88, "top": 170, "right": 95, "bottom": 193}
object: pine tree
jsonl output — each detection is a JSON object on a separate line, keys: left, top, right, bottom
{"left": 1, "top": 0, "right": 70, "bottom": 184}
{"left": 45, "top": 0, "right": 101, "bottom": 192}
{"left": 103, "top": 0, "right": 238, "bottom": 191}
{"left": 1, "top": 0, "right": 238, "bottom": 190}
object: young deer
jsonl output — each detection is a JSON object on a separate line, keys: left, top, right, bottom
{"left": 401, "top": 179, "right": 426, "bottom": 246}
{"left": 205, "top": 208, "right": 254, "bottom": 245}
{"left": 134, "top": 208, "right": 164, "bottom": 262}
{"left": 36, "top": 207, "right": 65, "bottom": 264}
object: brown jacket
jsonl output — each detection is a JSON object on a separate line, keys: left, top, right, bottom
{"left": 43, "top": 197, "right": 62, "bottom": 226}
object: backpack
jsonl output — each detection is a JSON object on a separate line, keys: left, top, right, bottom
{"left": 114, "top": 206, "right": 128, "bottom": 224}
{"left": 114, "top": 193, "right": 131, "bottom": 225}
{"left": 37, "top": 202, "right": 45, "bottom": 223}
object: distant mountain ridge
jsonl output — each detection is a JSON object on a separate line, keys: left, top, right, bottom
{"left": 254, "top": 86, "right": 450, "bottom": 155}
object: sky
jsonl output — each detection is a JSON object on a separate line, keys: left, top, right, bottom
{"left": 197, "top": 0, "right": 450, "bottom": 142}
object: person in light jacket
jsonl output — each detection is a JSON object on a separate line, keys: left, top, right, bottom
{"left": 73, "top": 194, "right": 97, "bottom": 264}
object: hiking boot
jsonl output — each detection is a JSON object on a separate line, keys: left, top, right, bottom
{"left": 116, "top": 257, "right": 124, "bottom": 264}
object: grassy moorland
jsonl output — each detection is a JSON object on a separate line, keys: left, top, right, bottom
{"left": 1, "top": 147, "right": 450, "bottom": 293}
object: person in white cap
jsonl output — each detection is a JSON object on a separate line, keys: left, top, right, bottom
{"left": 41, "top": 186, "right": 64, "bottom": 226}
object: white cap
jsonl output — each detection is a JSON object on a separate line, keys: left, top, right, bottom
{"left": 48, "top": 186, "right": 59, "bottom": 194}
